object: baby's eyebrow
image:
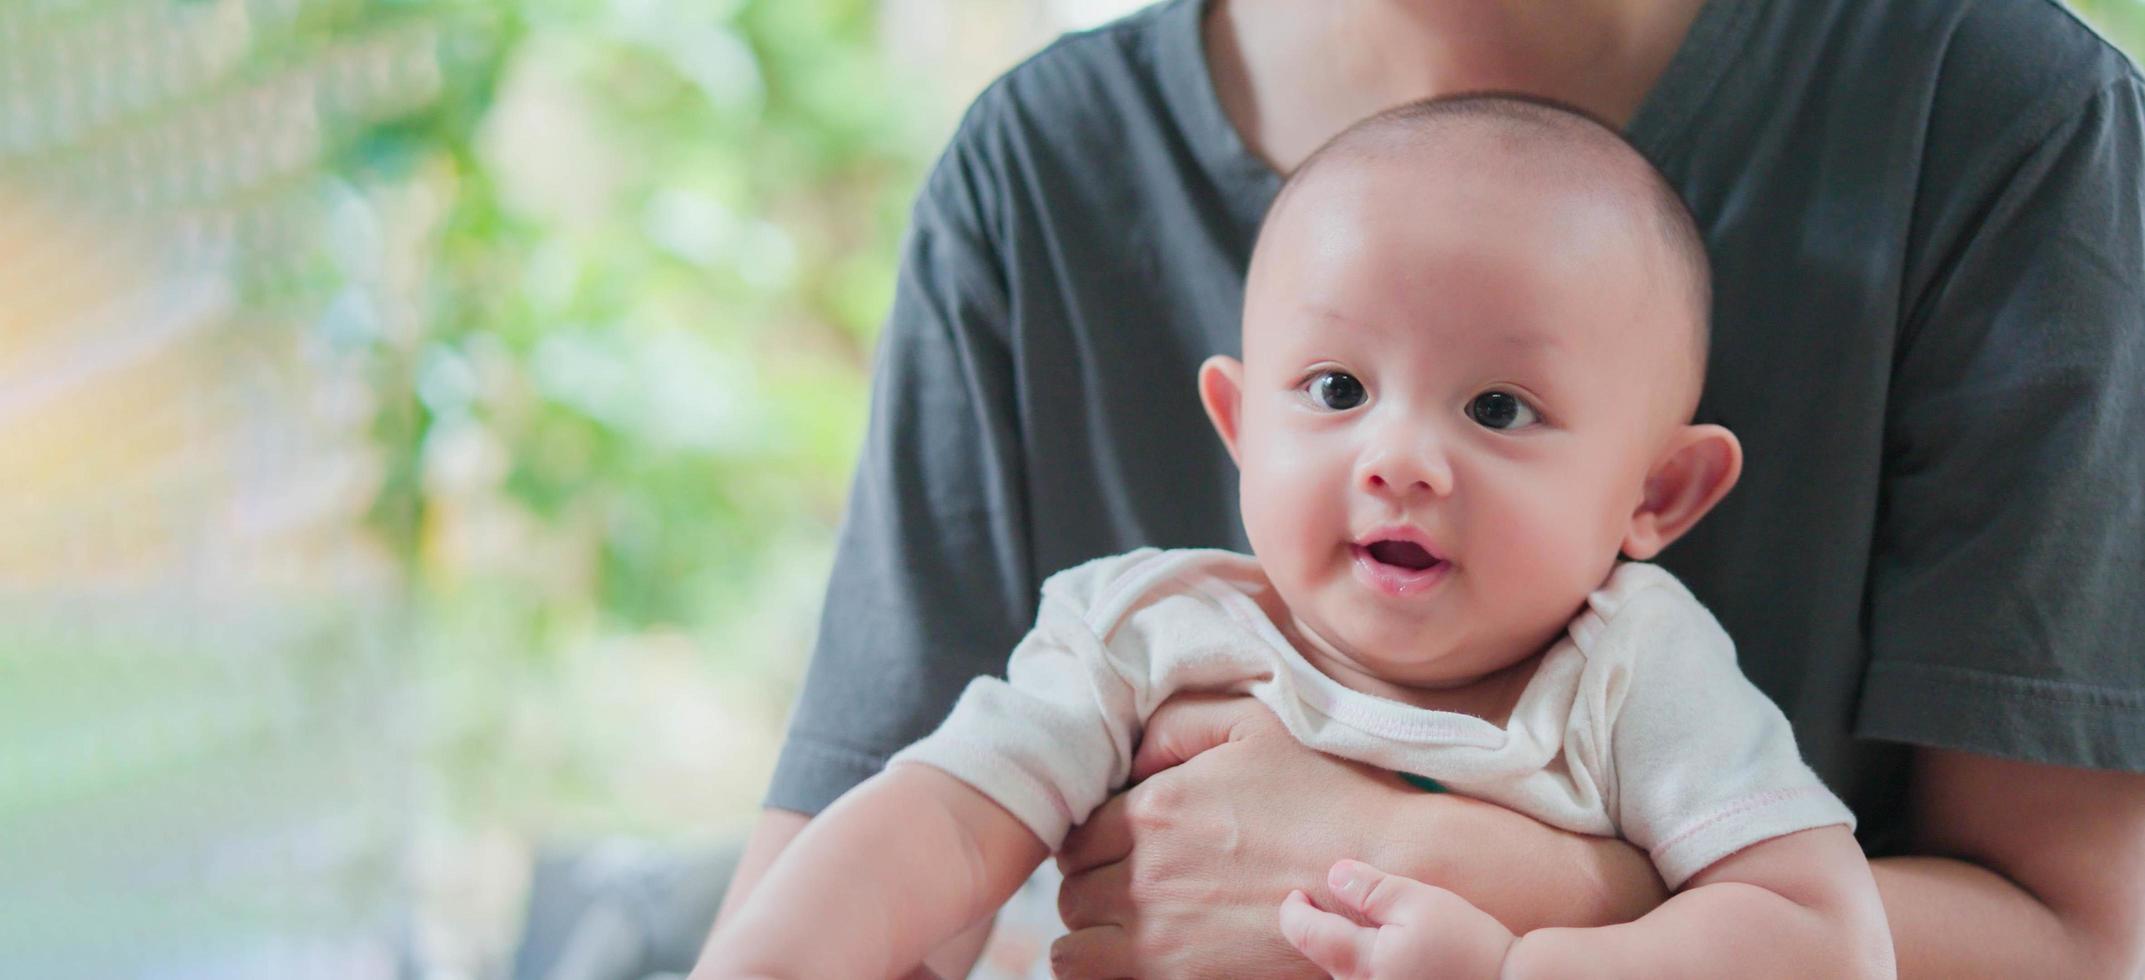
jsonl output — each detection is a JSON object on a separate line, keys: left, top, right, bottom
{"left": 1488, "top": 330, "right": 1565, "bottom": 352}
{"left": 1302, "top": 303, "right": 1373, "bottom": 329}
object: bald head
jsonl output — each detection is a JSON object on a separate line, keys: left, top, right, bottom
{"left": 1261, "top": 93, "right": 1713, "bottom": 415}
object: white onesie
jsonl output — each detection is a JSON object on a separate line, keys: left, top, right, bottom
{"left": 891, "top": 548, "right": 1853, "bottom": 888}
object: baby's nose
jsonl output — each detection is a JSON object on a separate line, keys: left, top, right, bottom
{"left": 1359, "top": 443, "right": 1453, "bottom": 498}
{"left": 1366, "top": 472, "right": 1429, "bottom": 492}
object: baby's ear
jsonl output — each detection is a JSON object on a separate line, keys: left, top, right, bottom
{"left": 1622, "top": 423, "right": 1742, "bottom": 561}
{"left": 1197, "top": 355, "right": 1247, "bottom": 465}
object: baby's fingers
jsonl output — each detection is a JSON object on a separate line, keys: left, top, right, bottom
{"left": 1328, "top": 858, "right": 1441, "bottom": 926}
{"left": 1278, "top": 888, "right": 1376, "bottom": 979}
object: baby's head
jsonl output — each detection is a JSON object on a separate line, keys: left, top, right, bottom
{"left": 1198, "top": 94, "right": 1741, "bottom": 693}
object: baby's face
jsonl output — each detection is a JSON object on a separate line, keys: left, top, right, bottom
{"left": 1209, "top": 149, "right": 1704, "bottom": 691}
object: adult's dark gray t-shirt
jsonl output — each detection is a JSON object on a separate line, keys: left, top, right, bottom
{"left": 770, "top": 0, "right": 2145, "bottom": 854}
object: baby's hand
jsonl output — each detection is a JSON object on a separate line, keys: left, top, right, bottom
{"left": 1278, "top": 859, "right": 1517, "bottom": 980}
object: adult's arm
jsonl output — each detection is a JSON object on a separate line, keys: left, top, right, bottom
{"left": 1871, "top": 748, "right": 2145, "bottom": 978}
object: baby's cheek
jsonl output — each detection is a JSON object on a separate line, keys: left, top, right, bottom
{"left": 1486, "top": 486, "right": 1607, "bottom": 590}
{"left": 1235, "top": 463, "right": 1300, "bottom": 555}
{"left": 1258, "top": 480, "right": 1326, "bottom": 552}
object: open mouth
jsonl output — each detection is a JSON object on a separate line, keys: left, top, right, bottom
{"left": 1365, "top": 539, "right": 1439, "bottom": 571}
{"left": 1349, "top": 534, "right": 1451, "bottom": 597}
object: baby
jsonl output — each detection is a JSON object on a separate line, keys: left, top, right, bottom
{"left": 702, "top": 95, "right": 1893, "bottom": 979}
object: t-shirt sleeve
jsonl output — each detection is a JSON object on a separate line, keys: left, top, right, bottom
{"left": 1857, "top": 75, "right": 2145, "bottom": 772}
{"left": 764, "top": 98, "right": 1039, "bottom": 816}
{"left": 887, "top": 556, "right": 1156, "bottom": 848}
{"left": 1602, "top": 578, "right": 1857, "bottom": 890}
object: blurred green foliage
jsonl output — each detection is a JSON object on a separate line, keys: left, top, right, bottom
{"left": 3, "top": 0, "right": 959, "bottom": 970}
{"left": 2075, "top": 0, "right": 2145, "bottom": 55}
{"left": 330, "top": 0, "right": 953, "bottom": 841}
{"left": 370, "top": 0, "right": 920, "bottom": 627}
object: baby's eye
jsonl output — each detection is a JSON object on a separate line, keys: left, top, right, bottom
{"left": 1467, "top": 391, "right": 1540, "bottom": 430}
{"left": 1308, "top": 371, "right": 1367, "bottom": 411}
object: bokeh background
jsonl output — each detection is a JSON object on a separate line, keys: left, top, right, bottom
{"left": 2, "top": 2, "right": 2140, "bottom": 977}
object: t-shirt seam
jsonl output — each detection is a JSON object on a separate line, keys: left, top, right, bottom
{"left": 1865, "top": 659, "right": 2145, "bottom": 709}
{"left": 1970, "top": 72, "right": 2133, "bottom": 212}
{"left": 910, "top": 130, "right": 1014, "bottom": 324}
{"left": 1939, "top": 6, "right": 2141, "bottom": 158}
{"left": 961, "top": 7, "right": 1160, "bottom": 99}
{"left": 953, "top": 0, "right": 1172, "bottom": 157}
{"left": 2031, "top": 0, "right": 2145, "bottom": 85}
{"left": 1897, "top": 72, "right": 2139, "bottom": 357}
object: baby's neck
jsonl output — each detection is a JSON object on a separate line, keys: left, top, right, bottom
{"left": 1279, "top": 617, "right": 1547, "bottom": 727}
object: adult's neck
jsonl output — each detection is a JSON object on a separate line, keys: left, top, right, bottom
{"left": 1206, "top": 0, "right": 1710, "bottom": 174}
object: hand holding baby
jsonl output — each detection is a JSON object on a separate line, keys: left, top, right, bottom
{"left": 1052, "top": 695, "right": 1399, "bottom": 978}
{"left": 1052, "top": 694, "right": 1668, "bottom": 978}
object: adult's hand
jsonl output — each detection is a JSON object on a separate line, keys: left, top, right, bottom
{"left": 1048, "top": 694, "right": 1669, "bottom": 979}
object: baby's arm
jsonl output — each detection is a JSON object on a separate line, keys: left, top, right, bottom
{"left": 1503, "top": 824, "right": 1892, "bottom": 977}
{"left": 1283, "top": 825, "right": 1892, "bottom": 979}
{"left": 696, "top": 762, "right": 1048, "bottom": 980}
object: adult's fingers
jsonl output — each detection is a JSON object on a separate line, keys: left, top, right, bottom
{"left": 1277, "top": 888, "right": 1374, "bottom": 980}
{"left": 1057, "top": 789, "right": 1134, "bottom": 877}
{"left": 1130, "top": 692, "right": 1277, "bottom": 783}
{"left": 1048, "top": 924, "right": 1140, "bottom": 980}
{"left": 1055, "top": 855, "right": 1131, "bottom": 931}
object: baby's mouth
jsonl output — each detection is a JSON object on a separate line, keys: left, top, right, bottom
{"left": 1348, "top": 535, "right": 1452, "bottom": 597}
{"left": 1364, "top": 539, "right": 1439, "bottom": 571}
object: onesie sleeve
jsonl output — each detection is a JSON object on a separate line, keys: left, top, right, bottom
{"left": 1596, "top": 569, "right": 1858, "bottom": 889}
{"left": 886, "top": 552, "right": 1158, "bottom": 849}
